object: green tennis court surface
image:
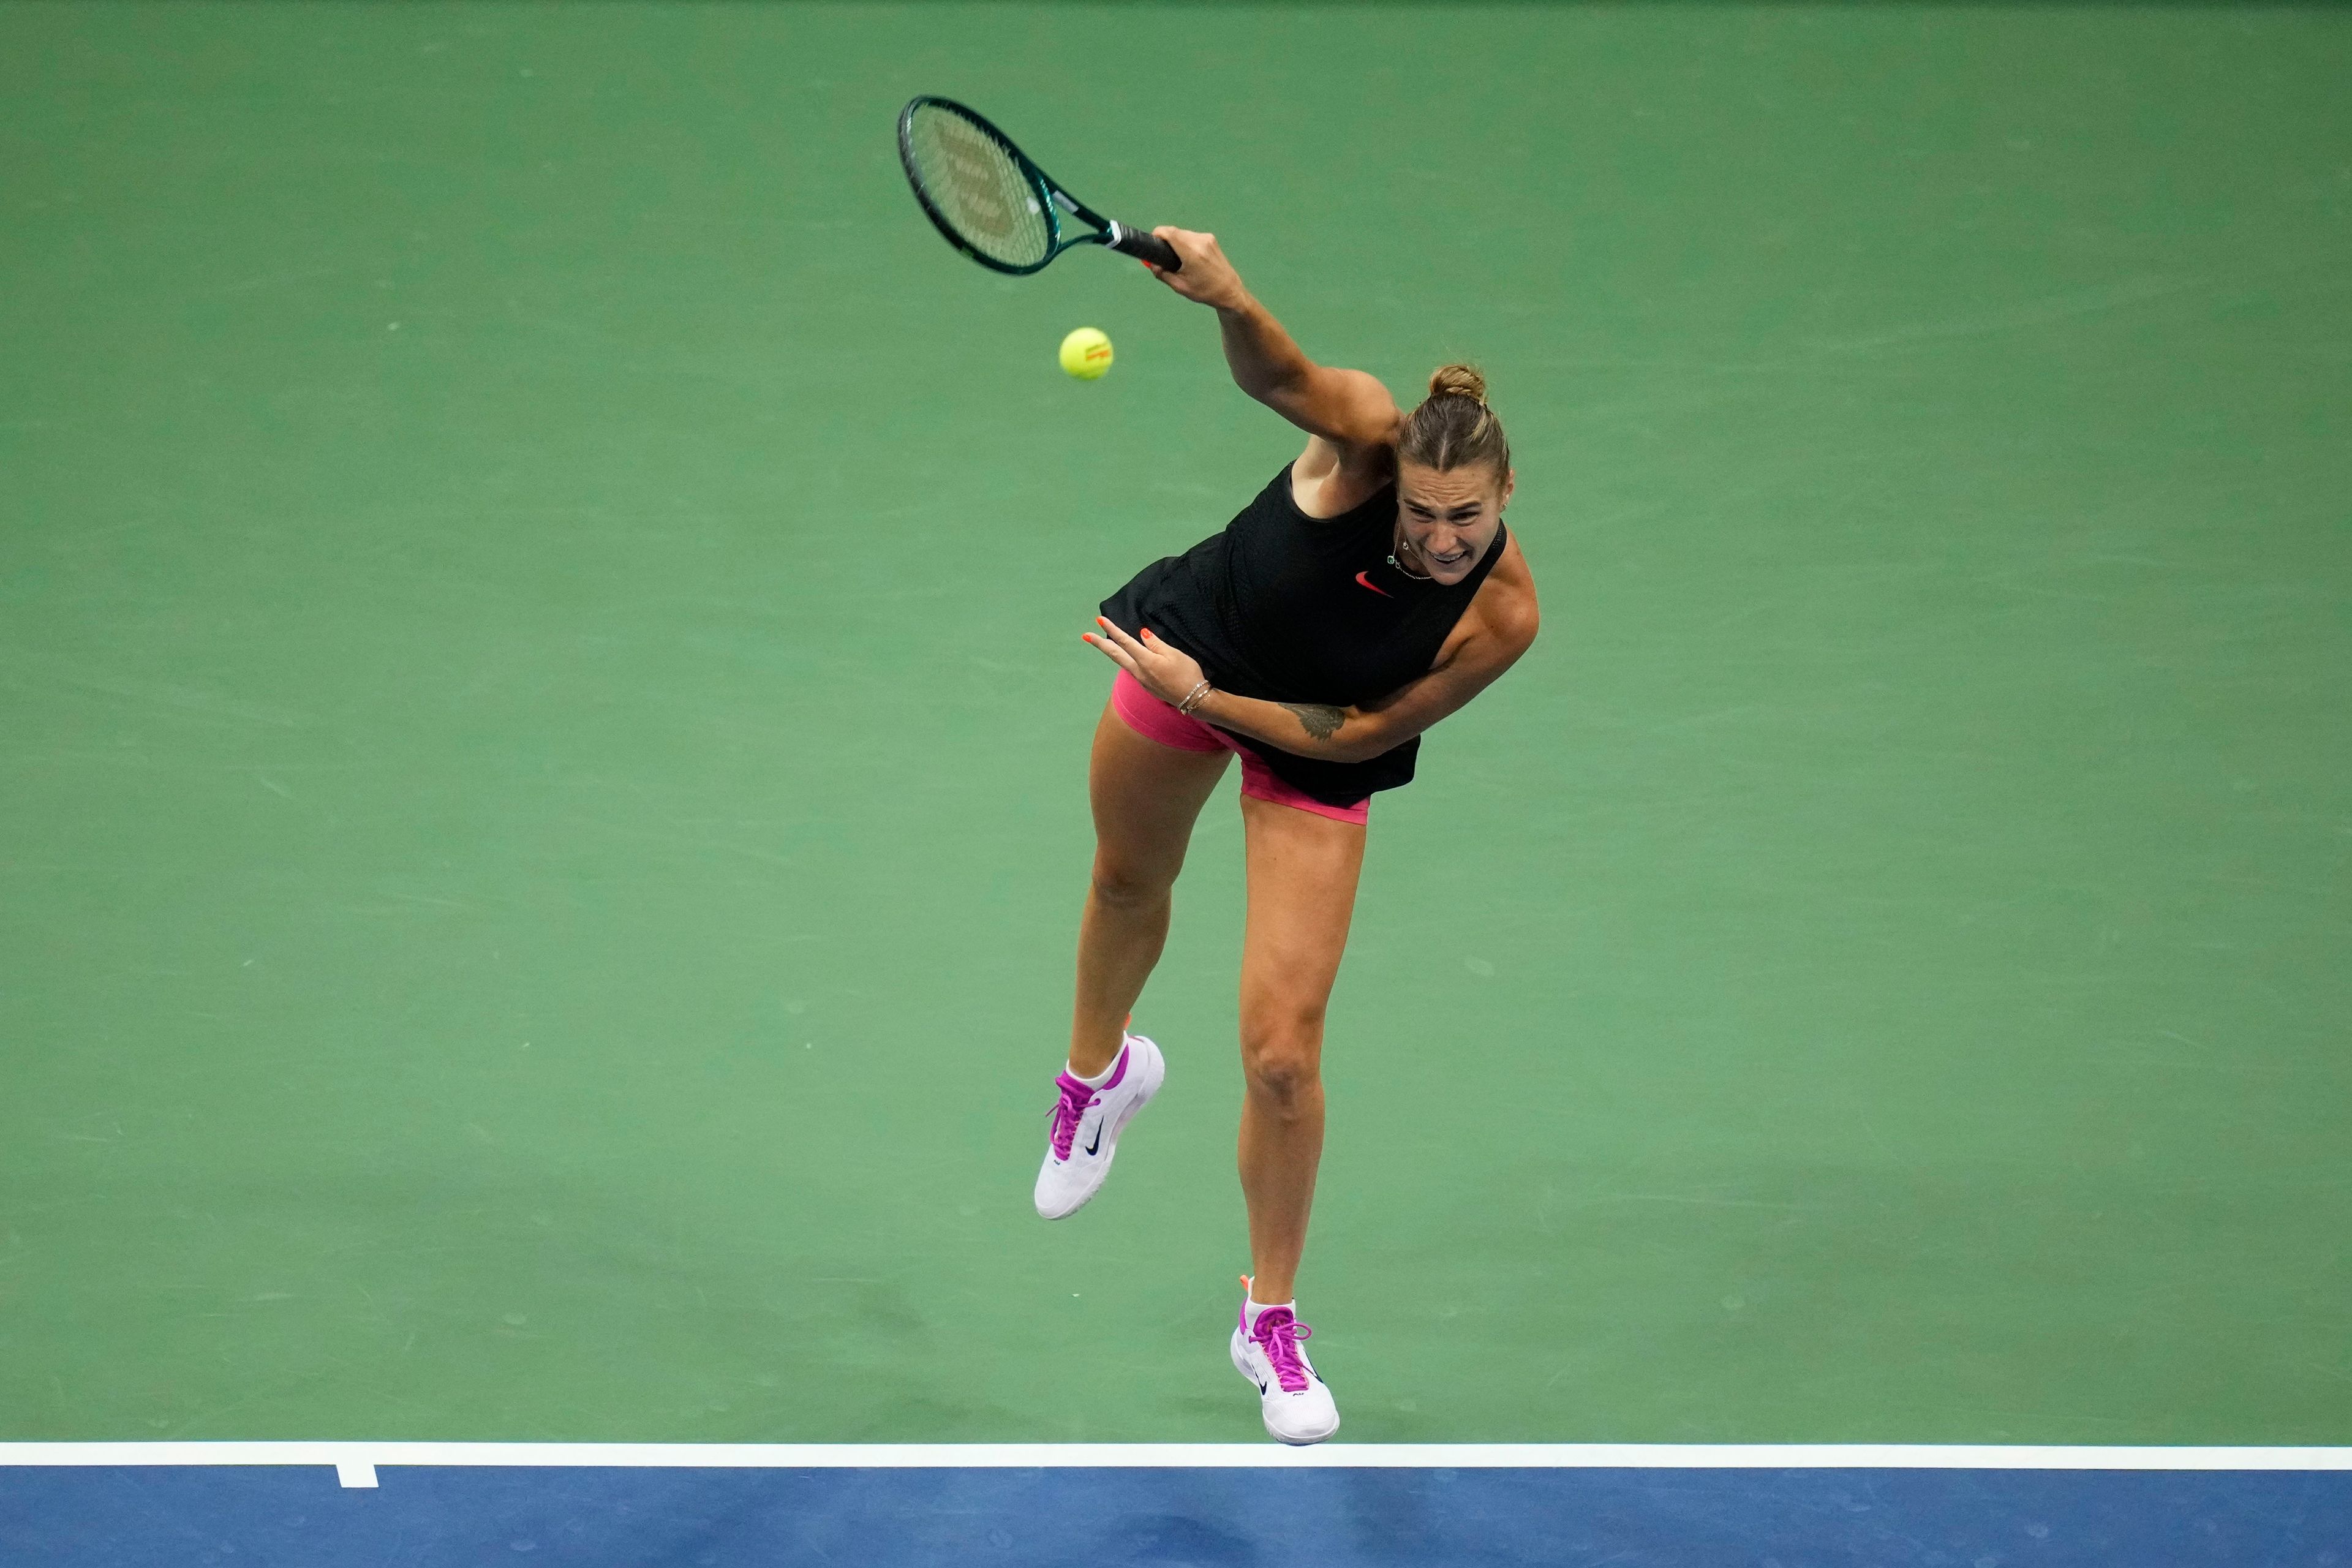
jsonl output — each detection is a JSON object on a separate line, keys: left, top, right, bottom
{"left": 2, "top": 0, "right": 2347, "bottom": 1460}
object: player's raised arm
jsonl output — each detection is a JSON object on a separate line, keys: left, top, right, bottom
{"left": 1145, "top": 227, "right": 1400, "bottom": 456}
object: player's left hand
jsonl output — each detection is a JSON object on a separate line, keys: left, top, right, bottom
{"left": 1085, "top": 617, "right": 1208, "bottom": 708}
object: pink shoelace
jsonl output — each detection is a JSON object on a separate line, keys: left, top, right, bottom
{"left": 1046, "top": 1072, "right": 1095, "bottom": 1161}
{"left": 1247, "top": 1305, "right": 1316, "bottom": 1393}
{"left": 1047, "top": 1045, "right": 1129, "bottom": 1161}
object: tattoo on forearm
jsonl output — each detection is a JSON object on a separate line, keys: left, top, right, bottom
{"left": 1281, "top": 703, "right": 1346, "bottom": 742}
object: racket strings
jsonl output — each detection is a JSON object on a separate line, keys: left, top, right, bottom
{"left": 904, "top": 105, "right": 1050, "bottom": 268}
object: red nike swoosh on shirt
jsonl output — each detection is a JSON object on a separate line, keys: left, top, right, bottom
{"left": 1353, "top": 571, "right": 1393, "bottom": 598}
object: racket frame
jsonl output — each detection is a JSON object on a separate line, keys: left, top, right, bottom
{"left": 897, "top": 96, "right": 1178, "bottom": 274}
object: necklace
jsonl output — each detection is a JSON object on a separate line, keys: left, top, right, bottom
{"left": 1387, "top": 529, "right": 1432, "bottom": 582}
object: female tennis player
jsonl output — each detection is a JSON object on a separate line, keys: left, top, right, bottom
{"left": 1034, "top": 227, "right": 1539, "bottom": 1444}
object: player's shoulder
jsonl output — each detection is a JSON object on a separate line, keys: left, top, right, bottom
{"left": 1472, "top": 533, "right": 1540, "bottom": 650}
{"left": 1321, "top": 365, "right": 1404, "bottom": 434}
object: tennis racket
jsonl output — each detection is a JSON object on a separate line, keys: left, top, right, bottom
{"left": 897, "top": 96, "right": 1182, "bottom": 276}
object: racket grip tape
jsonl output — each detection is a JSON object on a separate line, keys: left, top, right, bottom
{"left": 1107, "top": 222, "right": 1181, "bottom": 272}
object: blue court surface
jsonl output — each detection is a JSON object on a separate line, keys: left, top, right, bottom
{"left": 5, "top": 1446, "right": 2348, "bottom": 1566}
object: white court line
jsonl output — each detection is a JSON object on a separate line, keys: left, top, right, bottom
{"left": 1, "top": 1443, "right": 2349, "bottom": 1471}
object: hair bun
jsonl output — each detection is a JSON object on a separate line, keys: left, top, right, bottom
{"left": 1427, "top": 363, "right": 1487, "bottom": 404}
{"left": 1400, "top": 361, "right": 1509, "bottom": 477}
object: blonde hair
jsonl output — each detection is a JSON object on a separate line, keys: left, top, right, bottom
{"left": 1396, "top": 363, "right": 1510, "bottom": 478}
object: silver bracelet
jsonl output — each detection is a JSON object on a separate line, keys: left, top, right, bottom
{"left": 1177, "top": 680, "right": 1214, "bottom": 716}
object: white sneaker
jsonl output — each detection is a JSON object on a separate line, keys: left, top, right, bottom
{"left": 1033, "top": 1033, "right": 1165, "bottom": 1220}
{"left": 1229, "top": 1283, "right": 1340, "bottom": 1445}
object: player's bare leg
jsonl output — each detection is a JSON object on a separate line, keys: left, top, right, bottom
{"left": 1069, "top": 701, "right": 1227, "bottom": 1074}
{"left": 1229, "top": 791, "right": 1362, "bottom": 1443}
{"left": 1036, "top": 702, "right": 1228, "bottom": 1221}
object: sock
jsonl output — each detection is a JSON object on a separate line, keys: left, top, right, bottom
{"left": 1244, "top": 1295, "right": 1295, "bottom": 1332}
{"left": 1065, "top": 1046, "right": 1121, "bottom": 1090}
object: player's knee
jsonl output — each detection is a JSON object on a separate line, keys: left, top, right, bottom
{"left": 1240, "top": 1005, "right": 1323, "bottom": 1109}
{"left": 1090, "top": 854, "right": 1175, "bottom": 911}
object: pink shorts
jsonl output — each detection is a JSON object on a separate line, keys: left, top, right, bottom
{"left": 1110, "top": 670, "right": 1371, "bottom": 826}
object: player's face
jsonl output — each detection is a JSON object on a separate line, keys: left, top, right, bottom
{"left": 1395, "top": 462, "right": 1513, "bottom": 585}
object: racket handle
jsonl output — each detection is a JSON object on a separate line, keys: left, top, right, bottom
{"left": 1106, "top": 221, "right": 1181, "bottom": 272}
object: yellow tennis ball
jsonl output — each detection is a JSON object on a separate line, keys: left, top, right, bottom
{"left": 1059, "top": 326, "right": 1114, "bottom": 380}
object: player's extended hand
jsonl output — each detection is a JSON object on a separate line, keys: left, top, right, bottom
{"left": 1144, "top": 227, "right": 1247, "bottom": 311}
{"left": 1085, "top": 616, "right": 1208, "bottom": 709}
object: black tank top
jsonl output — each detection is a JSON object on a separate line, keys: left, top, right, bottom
{"left": 1099, "top": 464, "right": 1509, "bottom": 806}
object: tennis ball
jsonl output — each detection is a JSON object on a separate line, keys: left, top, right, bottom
{"left": 1059, "top": 326, "right": 1114, "bottom": 380}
